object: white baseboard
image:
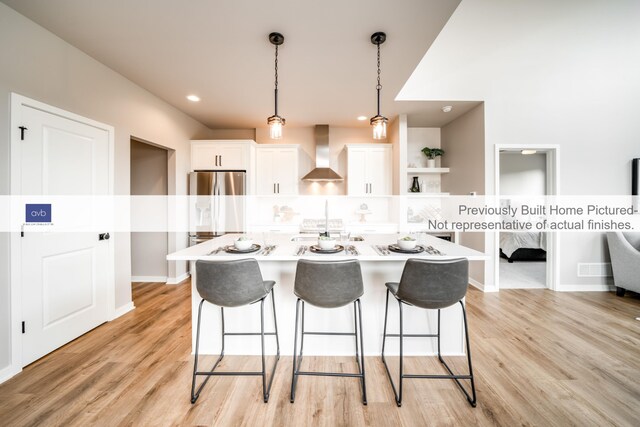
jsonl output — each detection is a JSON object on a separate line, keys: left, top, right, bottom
{"left": 131, "top": 276, "right": 167, "bottom": 283}
{"left": 167, "top": 272, "right": 190, "bottom": 285}
{"left": 112, "top": 302, "right": 135, "bottom": 319}
{"left": 469, "top": 278, "right": 490, "bottom": 292}
{"left": 555, "top": 284, "right": 614, "bottom": 292}
{"left": 0, "top": 364, "right": 21, "bottom": 385}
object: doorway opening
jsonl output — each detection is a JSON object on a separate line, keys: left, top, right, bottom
{"left": 495, "top": 145, "right": 559, "bottom": 290}
{"left": 130, "top": 138, "right": 169, "bottom": 283}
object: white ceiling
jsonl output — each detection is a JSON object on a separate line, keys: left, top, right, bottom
{"left": 2, "top": 0, "right": 470, "bottom": 129}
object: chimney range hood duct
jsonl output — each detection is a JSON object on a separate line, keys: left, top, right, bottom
{"left": 301, "top": 125, "right": 344, "bottom": 182}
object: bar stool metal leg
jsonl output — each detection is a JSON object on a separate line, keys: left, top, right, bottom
{"left": 381, "top": 290, "right": 403, "bottom": 406}
{"left": 381, "top": 289, "right": 390, "bottom": 357}
{"left": 257, "top": 289, "right": 281, "bottom": 403}
{"left": 356, "top": 298, "right": 367, "bottom": 404}
{"left": 381, "top": 295, "right": 477, "bottom": 407}
{"left": 191, "top": 290, "right": 280, "bottom": 405}
{"left": 291, "top": 298, "right": 367, "bottom": 405}
{"left": 354, "top": 302, "right": 360, "bottom": 372}
{"left": 271, "top": 288, "right": 281, "bottom": 356}
{"left": 290, "top": 298, "right": 302, "bottom": 403}
{"left": 260, "top": 298, "right": 267, "bottom": 401}
{"left": 435, "top": 301, "right": 476, "bottom": 406}
{"left": 191, "top": 300, "right": 226, "bottom": 404}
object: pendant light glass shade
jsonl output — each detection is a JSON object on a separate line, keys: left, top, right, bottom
{"left": 268, "top": 115, "right": 285, "bottom": 139}
{"left": 370, "top": 32, "right": 387, "bottom": 140}
{"left": 268, "top": 32, "right": 285, "bottom": 139}
{"left": 370, "top": 115, "right": 387, "bottom": 140}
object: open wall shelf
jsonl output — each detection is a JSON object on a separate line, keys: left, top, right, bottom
{"left": 407, "top": 167, "right": 450, "bottom": 174}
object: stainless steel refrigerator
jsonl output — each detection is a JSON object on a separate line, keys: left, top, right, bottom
{"left": 189, "top": 171, "right": 246, "bottom": 246}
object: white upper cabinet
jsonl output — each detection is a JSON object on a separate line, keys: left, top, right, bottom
{"left": 256, "top": 145, "right": 299, "bottom": 195}
{"left": 345, "top": 144, "right": 392, "bottom": 195}
{"left": 190, "top": 140, "right": 253, "bottom": 171}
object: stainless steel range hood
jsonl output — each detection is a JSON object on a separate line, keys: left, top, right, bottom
{"left": 301, "top": 125, "right": 344, "bottom": 181}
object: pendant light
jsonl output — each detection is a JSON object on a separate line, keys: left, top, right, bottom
{"left": 268, "top": 32, "right": 285, "bottom": 139}
{"left": 370, "top": 32, "right": 387, "bottom": 140}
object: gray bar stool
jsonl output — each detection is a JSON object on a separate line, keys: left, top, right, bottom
{"left": 381, "top": 258, "right": 476, "bottom": 407}
{"left": 191, "top": 259, "right": 280, "bottom": 404}
{"left": 290, "top": 259, "right": 367, "bottom": 405}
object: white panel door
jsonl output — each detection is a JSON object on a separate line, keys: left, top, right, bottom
{"left": 20, "top": 104, "right": 110, "bottom": 366}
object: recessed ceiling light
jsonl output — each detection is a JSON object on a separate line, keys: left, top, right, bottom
{"left": 442, "top": 105, "right": 453, "bottom": 113}
{"left": 186, "top": 95, "right": 200, "bottom": 102}
{"left": 521, "top": 149, "right": 537, "bottom": 155}
{"left": 357, "top": 116, "right": 367, "bottom": 121}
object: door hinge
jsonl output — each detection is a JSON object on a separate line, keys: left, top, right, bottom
{"left": 22, "top": 321, "right": 25, "bottom": 334}
{"left": 18, "top": 126, "right": 27, "bottom": 140}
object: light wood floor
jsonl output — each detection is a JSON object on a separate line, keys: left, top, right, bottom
{"left": 1, "top": 281, "right": 639, "bottom": 426}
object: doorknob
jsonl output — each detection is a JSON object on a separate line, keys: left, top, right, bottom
{"left": 99, "top": 233, "right": 110, "bottom": 241}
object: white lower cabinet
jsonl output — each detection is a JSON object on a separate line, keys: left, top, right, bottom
{"left": 345, "top": 144, "right": 392, "bottom": 196}
{"left": 256, "top": 145, "right": 299, "bottom": 195}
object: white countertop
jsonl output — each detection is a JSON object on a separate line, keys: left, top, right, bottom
{"left": 167, "top": 233, "right": 487, "bottom": 262}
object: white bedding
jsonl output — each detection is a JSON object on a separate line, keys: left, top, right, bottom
{"left": 500, "top": 232, "right": 547, "bottom": 258}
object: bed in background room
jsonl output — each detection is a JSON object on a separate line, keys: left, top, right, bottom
{"left": 500, "top": 231, "right": 547, "bottom": 262}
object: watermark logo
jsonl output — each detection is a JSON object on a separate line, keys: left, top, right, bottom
{"left": 25, "top": 204, "right": 51, "bottom": 223}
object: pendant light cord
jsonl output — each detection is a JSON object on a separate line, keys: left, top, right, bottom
{"left": 274, "top": 44, "right": 279, "bottom": 116}
{"left": 376, "top": 42, "right": 382, "bottom": 116}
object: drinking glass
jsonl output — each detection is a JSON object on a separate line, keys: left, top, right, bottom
{"left": 340, "top": 231, "right": 350, "bottom": 251}
{"left": 262, "top": 232, "right": 272, "bottom": 249}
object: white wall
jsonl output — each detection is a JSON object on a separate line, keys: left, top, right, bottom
{"left": 208, "top": 129, "right": 256, "bottom": 140}
{"left": 130, "top": 140, "right": 168, "bottom": 280}
{"left": 0, "top": 3, "right": 212, "bottom": 373}
{"left": 398, "top": 0, "right": 640, "bottom": 290}
{"left": 407, "top": 127, "right": 441, "bottom": 168}
{"left": 499, "top": 153, "right": 546, "bottom": 196}
{"left": 441, "top": 104, "right": 486, "bottom": 286}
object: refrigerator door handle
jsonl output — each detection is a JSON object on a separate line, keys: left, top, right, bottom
{"left": 213, "top": 173, "right": 219, "bottom": 234}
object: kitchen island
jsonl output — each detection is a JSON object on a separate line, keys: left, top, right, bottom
{"left": 167, "top": 233, "right": 487, "bottom": 356}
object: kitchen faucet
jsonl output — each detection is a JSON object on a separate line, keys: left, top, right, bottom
{"left": 319, "top": 199, "right": 330, "bottom": 237}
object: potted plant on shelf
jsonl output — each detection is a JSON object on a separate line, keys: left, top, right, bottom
{"left": 421, "top": 147, "right": 444, "bottom": 168}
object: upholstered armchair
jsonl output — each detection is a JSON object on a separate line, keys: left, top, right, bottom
{"left": 607, "top": 232, "right": 640, "bottom": 296}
